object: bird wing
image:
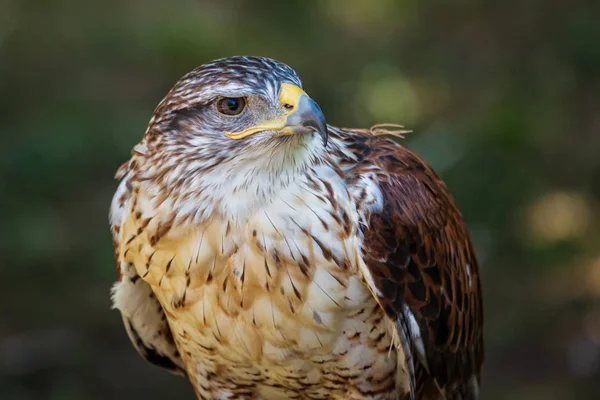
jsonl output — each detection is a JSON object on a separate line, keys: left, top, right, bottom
{"left": 339, "top": 130, "right": 484, "bottom": 399}
{"left": 109, "top": 163, "right": 186, "bottom": 375}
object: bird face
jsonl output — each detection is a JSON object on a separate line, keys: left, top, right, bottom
{"left": 136, "top": 57, "right": 330, "bottom": 220}
{"left": 224, "top": 83, "right": 328, "bottom": 146}
{"left": 150, "top": 57, "right": 327, "bottom": 150}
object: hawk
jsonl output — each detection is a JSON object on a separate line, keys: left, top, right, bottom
{"left": 110, "top": 56, "right": 483, "bottom": 400}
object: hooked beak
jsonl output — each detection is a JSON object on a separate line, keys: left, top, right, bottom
{"left": 225, "top": 83, "right": 328, "bottom": 146}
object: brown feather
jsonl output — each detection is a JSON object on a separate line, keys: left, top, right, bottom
{"left": 332, "top": 128, "right": 484, "bottom": 399}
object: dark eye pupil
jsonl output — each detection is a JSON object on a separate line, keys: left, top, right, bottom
{"left": 217, "top": 97, "right": 246, "bottom": 115}
{"left": 226, "top": 99, "right": 238, "bottom": 110}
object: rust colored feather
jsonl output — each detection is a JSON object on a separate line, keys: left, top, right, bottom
{"left": 334, "top": 128, "right": 484, "bottom": 399}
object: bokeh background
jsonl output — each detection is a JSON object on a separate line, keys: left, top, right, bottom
{"left": 2, "top": 0, "right": 600, "bottom": 399}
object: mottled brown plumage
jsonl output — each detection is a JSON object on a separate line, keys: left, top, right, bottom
{"left": 110, "top": 56, "right": 483, "bottom": 399}
{"left": 341, "top": 132, "right": 484, "bottom": 398}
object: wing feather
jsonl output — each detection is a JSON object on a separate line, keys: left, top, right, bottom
{"left": 337, "top": 129, "right": 484, "bottom": 399}
{"left": 110, "top": 167, "right": 186, "bottom": 375}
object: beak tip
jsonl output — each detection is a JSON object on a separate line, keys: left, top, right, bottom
{"left": 305, "top": 96, "right": 328, "bottom": 147}
{"left": 321, "top": 128, "right": 328, "bottom": 147}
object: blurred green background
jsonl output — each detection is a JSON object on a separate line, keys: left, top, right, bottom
{"left": 2, "top": 0, "right": 600, "bottom": 399}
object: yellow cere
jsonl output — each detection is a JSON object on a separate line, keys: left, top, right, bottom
{"left": 279, "top": 83, "right": 307, "bottom": 113}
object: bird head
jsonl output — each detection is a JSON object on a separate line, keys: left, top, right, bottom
{"left": 147, "top": 56, "right": 327, "bottom": 150}
{"left": 134, "top": 57, "right": 329, "bottom": 220}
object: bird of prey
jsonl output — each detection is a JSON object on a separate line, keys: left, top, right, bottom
{"left": 110, "top": 56, "right": 483, "bottom": 400}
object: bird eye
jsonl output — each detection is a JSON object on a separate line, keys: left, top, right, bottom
{"left": 216, "top": 97, "right": 246, "bottom": 116}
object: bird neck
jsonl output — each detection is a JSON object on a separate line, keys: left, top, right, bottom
{"left": 140, "top": 134, "right": 328, "bottom": 225}
{"left": 218, "top": 136, "right": 328, "bottom": 220}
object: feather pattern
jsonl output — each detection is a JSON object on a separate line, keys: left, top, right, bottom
{"left": 337, "top": 129, "right": 484, "bottom": 399}
{"left": 110, "top": 172, "right": 186, "bottom": 374}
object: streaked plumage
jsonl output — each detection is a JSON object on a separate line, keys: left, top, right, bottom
{"left": 110, "top": 56, "right": 483, "bottom": 399}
